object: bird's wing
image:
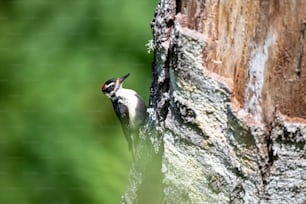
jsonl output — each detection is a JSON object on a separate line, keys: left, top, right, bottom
{"left": 112, "top": 100, "right": 133, "bottom": 151}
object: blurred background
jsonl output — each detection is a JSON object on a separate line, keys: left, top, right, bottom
{"left": 0, "top": 0, "right": 156, "bottom": 203}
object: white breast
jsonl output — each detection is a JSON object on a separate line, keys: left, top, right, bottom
{"left": 116, "top": 88, "right": 146, "bottom": 128}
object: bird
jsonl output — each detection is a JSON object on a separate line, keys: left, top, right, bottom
{"left": 101, "top": 73, "right": 147, "bottom": 158}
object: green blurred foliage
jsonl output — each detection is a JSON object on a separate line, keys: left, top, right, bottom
{"left": 0, "top": 0, "right": 156, "bottom": 203}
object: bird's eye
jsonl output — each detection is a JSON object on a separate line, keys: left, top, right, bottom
{"left": 108, "top": 84, "right": 115, "bottom": 91}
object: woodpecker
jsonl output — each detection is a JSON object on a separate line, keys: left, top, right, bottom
{"left": 101, "top": 73, "right": 147, "bottom": 158}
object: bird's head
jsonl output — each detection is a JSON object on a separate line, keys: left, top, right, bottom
{"left": 101, "top": 73, "right": 130, "bottom": 98}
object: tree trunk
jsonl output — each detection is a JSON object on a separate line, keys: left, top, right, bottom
{"left": 122, "top": 0, "right": 306, "bottom": 203}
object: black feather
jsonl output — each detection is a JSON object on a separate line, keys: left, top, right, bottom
{"left": 111, "top": 97, "right": 133, "bottom": 152}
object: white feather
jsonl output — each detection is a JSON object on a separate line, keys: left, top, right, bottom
{"left": 116, "top": 88, "right": 146, "bottom": 128}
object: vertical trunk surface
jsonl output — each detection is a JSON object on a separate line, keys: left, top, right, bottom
{"left": 122, "top": 1, "right": 306, "bottom": 203}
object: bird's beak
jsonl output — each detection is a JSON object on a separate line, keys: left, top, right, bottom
{"left": 119, "top": 73, "right": 130, "bottom": 84}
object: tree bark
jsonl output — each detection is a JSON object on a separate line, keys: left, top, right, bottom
{"left": 122, "top": 0, "right": 306, "bottom": 203}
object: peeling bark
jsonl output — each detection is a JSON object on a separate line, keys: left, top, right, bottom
{"left": 122, "top": 1, "right": 306, "bottom": 203}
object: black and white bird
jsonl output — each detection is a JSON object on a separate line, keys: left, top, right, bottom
{"left": 101, "top": 73, "right": 147, "bottom": 158}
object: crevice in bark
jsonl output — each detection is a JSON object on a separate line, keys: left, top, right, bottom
{"left": 176, "top": 0, "right": 181, "bottom": 14}
{"left": 261, "top": 125, "right": 275, "bottom": 185}
{"left": 166, "top": 19, "right": 175, "bottom": 28}
{"left": 158, "top": 49, "right": 171, "bottom": 122}
{"left": 149, "top": 59, "right": 157, "bottom": 107}
{"left": 296, "top": 23, "right": 305, "bottom": 76}
{"left": 231, "top": 167, "right": 248, "bottom": 180}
